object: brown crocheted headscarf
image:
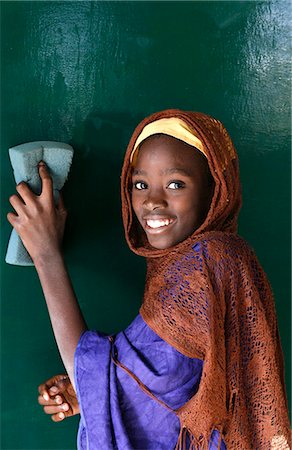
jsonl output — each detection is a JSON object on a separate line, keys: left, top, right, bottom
{"left": 121, "top": 109, "right": 291, "bottom": 449}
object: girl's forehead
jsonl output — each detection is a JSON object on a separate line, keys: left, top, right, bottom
{"left": 133, "top": 134, "right": 209, "bottom": 169}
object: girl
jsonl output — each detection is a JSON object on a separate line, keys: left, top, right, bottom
{"left": 8, "top": 109, "right": 290, "bottom": 449}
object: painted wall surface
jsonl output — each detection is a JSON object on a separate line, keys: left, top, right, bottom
{"left": 1, "top": 1, "right": 290, "bottom": 448}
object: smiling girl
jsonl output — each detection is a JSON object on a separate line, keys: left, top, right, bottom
{"left": 131, "top": 134, "right": 214, "bottom": 250}
{"left": 8, "top": 110, "right": 290, "bottom": 449}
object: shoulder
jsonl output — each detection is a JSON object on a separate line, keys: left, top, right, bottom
{"left": 163, "top": 233, "right": 262, "bottom": 282}
{"left": 179, "top": 231, "right": 252, "bottom": 257}
{"left": 176, "top": 232, "right": 258, "bottom": 272}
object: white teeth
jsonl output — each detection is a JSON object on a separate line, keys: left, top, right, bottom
{"left": 146, "top": 219, "right": 171, "bottom": 228}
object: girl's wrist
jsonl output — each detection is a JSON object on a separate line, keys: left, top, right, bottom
{"left": 33, "top": 248, "right": 65, "bottom": 270}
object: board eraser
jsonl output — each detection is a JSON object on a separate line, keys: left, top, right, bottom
{"left": 5, "top": 141, "right": 74, "bottom": 266}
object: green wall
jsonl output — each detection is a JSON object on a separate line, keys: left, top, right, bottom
{"left": 1, "top": 1, "right": 290, "bottom": 448}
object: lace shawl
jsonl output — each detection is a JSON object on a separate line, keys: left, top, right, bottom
{"left": 121, "top": 109, "right": 291, "bottom": 449}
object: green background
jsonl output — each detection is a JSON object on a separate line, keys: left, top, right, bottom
{"left": 1, "top": 1, "right": 290, "bottom": 448}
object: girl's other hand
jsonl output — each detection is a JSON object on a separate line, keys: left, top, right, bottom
{"left": 38, "top": 374, "right": 80, "bottom": 422}
{"left": 7, "top": 162, "right": 67, "bottom": 263}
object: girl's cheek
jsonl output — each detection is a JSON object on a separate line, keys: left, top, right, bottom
{"left": 131, "top": 195, "right": 141, "bottom": 213}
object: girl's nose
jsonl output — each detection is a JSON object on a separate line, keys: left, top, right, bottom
{"left": 143, "top": 192, "right": 167, "bottom": 211}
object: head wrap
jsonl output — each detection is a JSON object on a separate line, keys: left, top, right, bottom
{"left": 121, "top": 109, "right": 291, "bottom": 449}
{"left": 130, "top": 117, "right": 207, "bottom": 163}
{"left": 122, "top": 109, "right": 241, "bottom": 257}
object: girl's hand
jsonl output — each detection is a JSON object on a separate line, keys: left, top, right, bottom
{"left": 38, "top": 374, "right": 80, "bottom": 422}
{"left": 7, "top": 162, "right": 67, "bottom": 263}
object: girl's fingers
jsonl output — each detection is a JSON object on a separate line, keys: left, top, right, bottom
{"left": 43, "top": 403, "right": 70, "bottom": 415}
{"left": 38, "top": 383, "right": 49, "bottom": 397}
{"left": 38, "top": 385, "right": 63, "bottom": 404}
{"left": 38, "top": 375, "right": 68, "bottom": 396}
{"left": 8, "top": 194, "right": 25, "bottom": 215}
{"left": 15, "top": 182, "right": 35, "bottom": 203}
{"left": 7, "top": 211, "right": 18, "bottom": 226}
{"left": 37, "top": 375, "right": 73, "bottom": 422}
{"left": 38, "top": 394, "right": 63, "bottom": 406}
{"left": 51, "top": 411, "right": 68, "bottom": 422}
{"left": 49, "top": 385, "right": 60, "bottom": 395}
{"left": 38, "top": 162, "right": 54, "bottom": 202}
{"left": 38, "top": 385, "right": 60, "bottom": 402}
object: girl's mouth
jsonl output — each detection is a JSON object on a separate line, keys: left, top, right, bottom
{"left": 144, "top": 217, "right": 176, "bottom": 233}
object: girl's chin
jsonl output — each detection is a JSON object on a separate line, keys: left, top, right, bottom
{"left": 146, "top": 235, "right": 179, "bottom": 250}
{"left": 145, "top": 229, "right": 197, "bottom": 250}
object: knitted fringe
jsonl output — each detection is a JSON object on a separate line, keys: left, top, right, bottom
{"left": 175, "top": 424, "right": 224, "bottom": 450}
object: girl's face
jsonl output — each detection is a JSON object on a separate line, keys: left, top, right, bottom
{"left": 131, "top": 134, "right": 214, "bottom": 250}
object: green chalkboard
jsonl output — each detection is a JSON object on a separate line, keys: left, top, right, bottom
{"left": 1, "top": 1, "right": 290, "bottom": 448}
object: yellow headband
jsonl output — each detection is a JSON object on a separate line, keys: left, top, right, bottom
{"left": 130, "top": 117, "right": 206, "bottom": 164}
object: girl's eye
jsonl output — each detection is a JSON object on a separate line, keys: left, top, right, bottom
{"left": 168, "top": 181, "right": 185, "bottom": 189}
{"left": 133, "top": 181, "right": 148, "bottom": 190}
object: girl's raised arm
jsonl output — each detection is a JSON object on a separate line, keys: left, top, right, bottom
{"left": 7, "top": 162, "right": 87, "bottom": 390}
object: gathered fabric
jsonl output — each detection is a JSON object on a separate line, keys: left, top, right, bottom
{"left": 121, "top": 109, "right": 291, "bottom": 449}
{"left": 75, "top": 313, "right": 225, "bottom": 449}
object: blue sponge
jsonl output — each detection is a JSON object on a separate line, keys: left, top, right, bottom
{"left": 6, "top": 141, "right": 74, "bottom": 266}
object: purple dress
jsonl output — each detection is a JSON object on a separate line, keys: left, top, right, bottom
{"left": 74, "top": 314, "right": 226, "bottom": 449}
